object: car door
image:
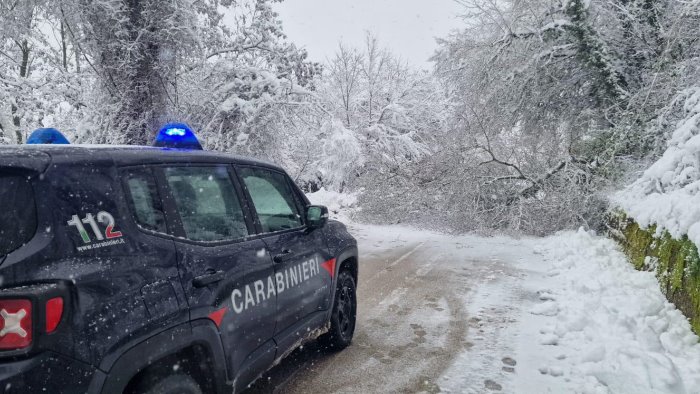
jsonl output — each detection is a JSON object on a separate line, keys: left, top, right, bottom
{"left": 236, "top": 166, "right": 334, "bottom": 345}
{"left": 120, "top": 167, "right": 185, "bottom": 328}
{"left": 159, "top": 164, "right": 277, "bottom": 382}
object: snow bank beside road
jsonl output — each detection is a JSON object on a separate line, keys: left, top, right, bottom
{"left": 613, "top": 87, "right": 700, "bottom": 243}
{"left": 522, "top": 229, "right": 700, "bottom": 393}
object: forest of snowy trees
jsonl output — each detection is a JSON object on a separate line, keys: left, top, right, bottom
{"left": 2, "top": 0, "right": 700, "bottom": 235}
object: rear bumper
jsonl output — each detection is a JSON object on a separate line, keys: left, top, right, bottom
{"left": 0, "top": 352, "right": 95, "bottom": 394}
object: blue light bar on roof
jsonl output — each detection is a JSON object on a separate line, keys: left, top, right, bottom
{"left": 26, "top": 128, "right": 70, "bottom": 145}
{"left": 154, "top": 122, "right": 202, "bottom": 150}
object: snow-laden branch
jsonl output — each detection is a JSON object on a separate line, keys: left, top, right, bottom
{"left": 493, "top": 19, "right": 572, "bottom": 45}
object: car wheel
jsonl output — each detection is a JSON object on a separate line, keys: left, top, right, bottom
{"left": 136, "top": 374, "right": 202, "bottom": 394}
{"left": 319, "top": 270, "right": 357, "bottom": 351}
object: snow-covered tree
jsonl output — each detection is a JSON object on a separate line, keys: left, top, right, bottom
{"left": 318, "top": 35, "right": 446, "bottom": 193}
{"left": 66, "top": 0, "right": 317, "bottom": 146}
{"left": 420, "top": 0, "right": 697, "bottom": 234}
{"left": 0, "top": 0, "right": 85, "bottom": 143}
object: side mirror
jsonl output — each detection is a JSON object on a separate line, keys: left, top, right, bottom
{"left": 306, "top": 205, "right": 329, "bottom": 229}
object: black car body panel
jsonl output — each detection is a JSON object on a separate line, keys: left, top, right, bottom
{"left": 0, "top": 144, "right": 358, "bottom": 393}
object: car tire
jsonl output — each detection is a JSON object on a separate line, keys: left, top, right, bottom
{"left": 319, "top": 270, "right": 357, "bottom": 351}
{"left": 136, "top": 374, "right": 203, "bottom": 394}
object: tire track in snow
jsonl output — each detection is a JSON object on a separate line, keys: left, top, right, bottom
{"left": 248, "top": 232, "right": 475, "bottom": 394}
{"left": 388, "top": 242, "right": 425, "bottom": 267}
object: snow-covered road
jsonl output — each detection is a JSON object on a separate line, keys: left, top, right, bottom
{"left": 247, "top": 224, "right": 700, "bottom": 394}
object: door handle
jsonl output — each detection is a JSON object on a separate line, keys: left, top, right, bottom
{"left": 273, "top": 249, "right": 294, "bottom": 264}
{"left": 192, "top": 269, "right": 226, "bottom": 288}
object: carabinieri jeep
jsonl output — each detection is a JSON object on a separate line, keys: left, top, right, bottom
{"left": 0, "top": 124, "right": 359, "bottom": 393}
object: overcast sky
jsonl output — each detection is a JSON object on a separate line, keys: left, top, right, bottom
{"left": 273, "top": 0, "right": 464, "bottom": 69}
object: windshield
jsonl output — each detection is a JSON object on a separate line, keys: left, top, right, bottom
{"left": 0, "top": 174, "right": 37, "bottom": 257}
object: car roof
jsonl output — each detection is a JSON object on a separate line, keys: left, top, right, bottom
{"left": 0, "top": 144, "right": 284, "bottom": 172}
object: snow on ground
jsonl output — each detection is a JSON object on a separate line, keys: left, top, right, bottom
{"left": 251, "top": 212, "right": 699, "bottom": 393}
{"left": 350, "top": 224, "right": 700, "bottom": 393}
{"left": 511, "top": 229, "right": 700, "bottom": 394}
{"left": 304, "top": 188, "right": 700, "bottom": 393}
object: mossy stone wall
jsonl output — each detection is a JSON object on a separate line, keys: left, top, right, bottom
{"left": 609, "top": 213, "right": 700, "bottom": 334}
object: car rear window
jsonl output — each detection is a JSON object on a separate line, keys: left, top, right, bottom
{"left": 123, "top": 169, "right": 167, "bottom": 233}
{"left": 0, "top": 174, "right": 37, "bottom": 256}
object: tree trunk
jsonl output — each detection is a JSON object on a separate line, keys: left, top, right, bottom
{"left": 112, "top": 0, "right": 174, "bottom": 145}
{"left": 12, "top": 39, "right": 30, "bottom": 143}
{"left": 61, "top": 21, "right": 67, "bottom": 70}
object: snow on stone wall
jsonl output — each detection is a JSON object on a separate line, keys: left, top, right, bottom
{"left": 614, "top": 87, "right": 700, "bottom": 245}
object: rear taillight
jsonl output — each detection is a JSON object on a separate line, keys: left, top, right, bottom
{"left": 0, "top": 299, "right": 32, "bottom": 350}
{"left": 45, "top": 297, "right": 63, "bottom": 333}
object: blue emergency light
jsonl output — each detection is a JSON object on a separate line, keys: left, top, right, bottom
{"left": 154, "top": 122, "right": 202, "bottom": 150}
{"left": 26, "top": 128, "right": 70, "bottom": 144}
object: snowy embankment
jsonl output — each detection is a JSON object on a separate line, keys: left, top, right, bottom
{"left": 515, "top": 230, "right": 700, "bottom": 393}
{"left": 613, "top": 87, "right": 700, "bottom": 243}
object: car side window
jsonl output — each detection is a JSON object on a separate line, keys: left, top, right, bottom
{"left": 164, "top": 166, "right": 249, "bottom": 242}
{"left": 238, "top": 167, "right": 304, "bottom": 233}
{"left": 0, "top": 174, "right": 37, "bottom": 256}
{"left": 124, "top": 169, "right": 167, "bottom": 233}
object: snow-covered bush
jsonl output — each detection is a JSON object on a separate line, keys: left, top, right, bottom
{"left": 306, "top": 188, "right": 359, "bottom": 222}
{"left": 316, "top": 120, "right": 364, "bottom": 192}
